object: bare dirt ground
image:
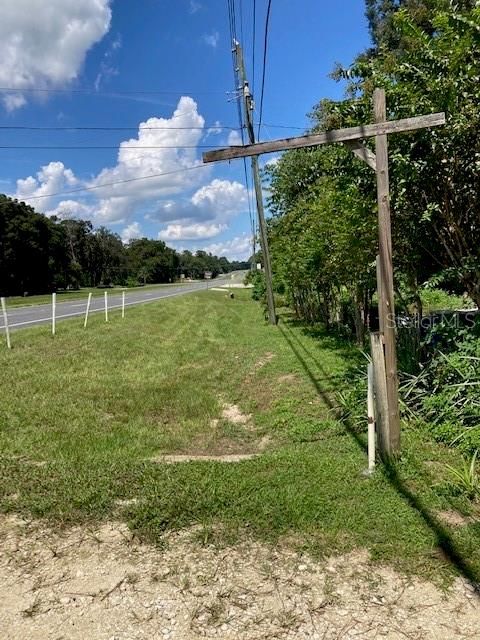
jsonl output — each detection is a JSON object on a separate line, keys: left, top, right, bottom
{"left": 1, "top": 515, "right": 479, "bottom": 639}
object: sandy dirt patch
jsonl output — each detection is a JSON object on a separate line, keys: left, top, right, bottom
{"left": 436, "top": 510, "right": 478, "bottom": 527}
{"left": 153, "top": 453, "right": 259, "bottom": 463}
{"left": 278, "top": 373, "right": 299, "bottom": 384}
{"left": 1, "top": 515, "right": 479, "bottom": 639}
{"left": 221, "top": 403, "right": 252, "bottom": 426}
{"left": 253, "top": 352, "right": 275, "bottom": 370}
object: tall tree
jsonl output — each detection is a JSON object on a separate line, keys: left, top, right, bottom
{"left": 127, "top": 238, "right": 179, "bottom": 284}
{"left": 0, "top": 196, "right": 56, "bottom": 295}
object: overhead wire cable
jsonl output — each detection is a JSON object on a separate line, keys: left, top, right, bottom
{"left": 0, "top": 144, "right": 227, "bottom": 150}
{"left": 257, "top": 0, "right": 272, "bottom": 139}
{"left": 239, "top": 0, "right": 245, "bottom": 47}
{"left": 0, "top": 86, "right": 229, "bottom": 95}
{"left": 252, "top": 0, "right": 256, "bottom": 96}
{"left": 0, "top": 125, "right": 239, "bottom": 131}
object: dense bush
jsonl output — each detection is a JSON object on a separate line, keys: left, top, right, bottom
{"left": 401, "top": 322, "right": 480, "bottom": 455}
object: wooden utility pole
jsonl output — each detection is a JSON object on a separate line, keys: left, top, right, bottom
{"left": 203, "top": 89, "right": 445, "bottom": 458}
{"left": 373, "top": 88, "right": 400, "bottom": 455}
{"left": 234, "top": 42, "right": 277, "bottom": 325}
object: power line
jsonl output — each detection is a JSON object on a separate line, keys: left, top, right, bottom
{"left": 0, "top": 122, "right": 305, "bottom": 132}
{"left": 0, "top": 122, "right": 306, "bottom": 133}
{"left": 17, "top": 164, "right": 211, "bottom": 201}
{"left": 252, "top": 0, "right": 257, "bottom": 96}
{"left": 239, "top": 0, "right": 245, "bottom": 47}
{"left": 0, "top": 125, "right": 239, "bottom": 131}
{"left": 257, "top": 0, "right": 272, "bottom": 139}
{"left": 258, "top": 122, "right": 304, "bottom": 130}
{"left": 0, "top": 86, "right": 229, "bottom": 96}
{"left": 0, "top": 145, "right": 224, "bottom": 150}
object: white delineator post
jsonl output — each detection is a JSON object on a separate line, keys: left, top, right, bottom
{"left": 52, "top": 292, "right": 56, "bottom": 336}
{"left": 104, "top": 291, "right": 109, "bottom": 322}
{"left": 367, "top": 362, "right": 376, "bottom": 472}
{"left": 122, "top": 290, "right": 125, "bottom": 319}
{"left": 1, "top": 297, "right": 11, "bottom": 349}
{"left": 84, "top": 292, "right": 92, "bottom": 328}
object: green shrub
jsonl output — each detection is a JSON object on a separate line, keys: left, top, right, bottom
{"left": 245, "top": 271, "right": 266, "bottom": 302}
{"left": 420, "top": 288, "right": 471, "bottom": 313}
{"left": 445, "top": 451, "right": 480, "bottom": 501}
{"left": 401, "top": 324, "right": 480, "bottom": 455}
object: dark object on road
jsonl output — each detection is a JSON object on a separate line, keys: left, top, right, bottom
{"left": 229, "top": 292, "right": 235, "bottom": 299}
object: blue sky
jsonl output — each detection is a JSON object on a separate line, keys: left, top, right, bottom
{"left": 0, "top": 0, "right": 370, "bottom": 259}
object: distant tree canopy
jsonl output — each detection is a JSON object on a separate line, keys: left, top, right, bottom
{"left": 0, "top": 195, "right": 247, "bottom": 296}
{"left": 266, "top": 0, "right": 480, "bottom": 339}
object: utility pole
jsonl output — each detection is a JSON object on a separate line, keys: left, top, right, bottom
{"left": 373, "top": 88, "right": 400, "bottom": 455}
{"left": 234, "top": 41, "right": 276, "bottom": 325}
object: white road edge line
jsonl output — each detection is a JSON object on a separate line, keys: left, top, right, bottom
{"left": 0, "top": 286, "right": 210, "bottom": 328}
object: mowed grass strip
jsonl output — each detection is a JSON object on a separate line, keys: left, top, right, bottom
{"left": 0, "top": 290, "right": 479, "bottom": 582}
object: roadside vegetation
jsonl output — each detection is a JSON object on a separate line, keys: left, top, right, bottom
{"left": 0, "top": 290, "right": 479, "bottom": 584}
{"left": 266, "top": 1, "right": 479, "bottom": 337}
{"left": 254, "top": 0, "right": 480, "bottom": 555}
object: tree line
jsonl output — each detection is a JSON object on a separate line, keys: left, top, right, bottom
{"left": 265, "top": 0, "right": 479, "bottom": 342}
{"left": 0, "top": 195, "right": 249, "bottom": 296}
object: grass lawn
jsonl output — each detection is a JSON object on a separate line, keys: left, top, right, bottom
{"left": 0, "top": 290, "right": 479, "bottom": 584}
{"left": 4, "top": 281, "right": 191, "bottom": 308}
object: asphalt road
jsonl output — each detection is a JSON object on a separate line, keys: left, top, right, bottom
{"left": 0, "top": 278, "right": 233, "bottom": 331}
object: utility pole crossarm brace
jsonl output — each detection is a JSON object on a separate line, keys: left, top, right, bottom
{"left": 344, "top": 141, "right": 377, "bottom": 171}
{"left": 202, "top": 112, "right": 445, "bottom": 163}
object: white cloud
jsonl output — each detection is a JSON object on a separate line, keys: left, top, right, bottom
{"left": 227, "top": 130, "right": 243, "bottom": 146}
{"left": 111, "top": 34, "right": 122, "bottom": 51}
{"left": 206, "top": 120, "right": 223, "bottom": 137}
{"left": 13, "top": 98, "right": 213, "bottom": 223}
{"left": 90, "top": 96, "right": 208, "bottom": 223}
{"left": 15, "top": 162, "right": 78, "bottom": 210}
{"left": 153, "top": 179, "right": 249, "bottom": 239}
{"left": 159, "top": 223, "right": 226, "bottom": 241}
{"left": 202, "top": 31, "right": 219, "bottom": 48}
{"left": 3, "top": 94, "right": 26, "bottom": 112}
{"left": 191, "top": 179, "right": 247, "bottom": 217}
{"left": 201, "top": 233, "right": 253, "bottom": 261}
{"left": 263, "top": 155, "right": 281, "bottom": 168}
{"left": 12, "top": 99, "right": 249, "bottom": 239}
{"left": 121, "top": 221, "right": 142, "bottom": 244}
{"left": 94, "top": 33, "right": 121, "bottom": 91}
{"left": 189, "top": 0, "right": 202, "bottom": 13}
{"left": 0, "top": 0, "right": 112, "bottom": 110}
{"left": 46, "top": 200, "right": 94, "bottom": 220}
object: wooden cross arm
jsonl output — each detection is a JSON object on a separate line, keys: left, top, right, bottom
{"left": 202, "top": 112, "right": 446, "bottom": 163}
